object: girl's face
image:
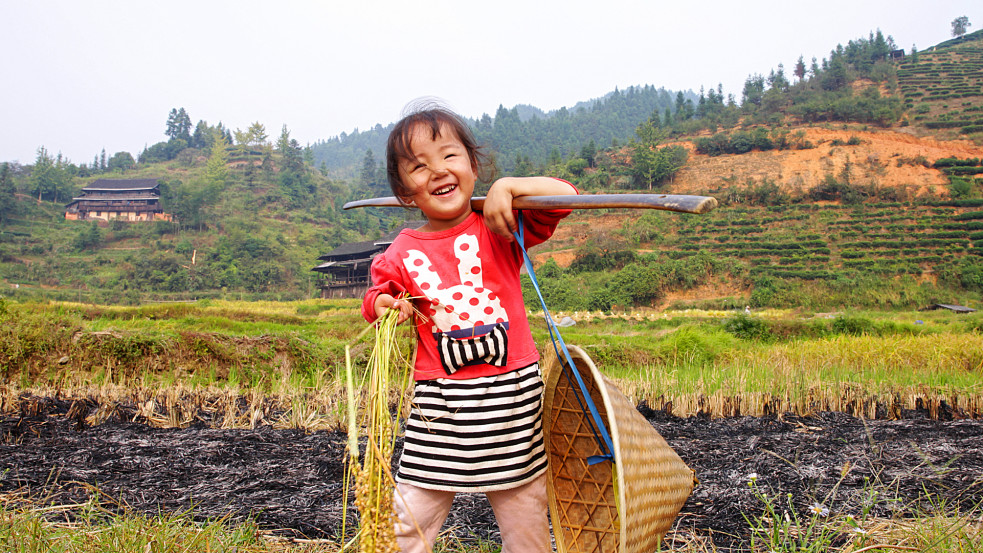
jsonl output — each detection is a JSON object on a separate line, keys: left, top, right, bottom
{"left": 398, "top": 123, "right": 477, "bottom": 232}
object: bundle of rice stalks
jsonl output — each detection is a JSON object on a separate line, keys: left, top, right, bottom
{"left": 344, "top": 308, "right": 413, "bottom": 553}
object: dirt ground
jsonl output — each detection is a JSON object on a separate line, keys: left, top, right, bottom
{"left": 2, "top": 398, "right": 982, "bottom": 551}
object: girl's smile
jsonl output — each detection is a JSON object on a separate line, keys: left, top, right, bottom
{"left": 399, "top": 123, "right": 477, "bottom": 231}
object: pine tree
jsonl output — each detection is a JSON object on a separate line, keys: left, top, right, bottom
{"left": 175, "top": 108, "right": 192, "bottom": 142}
{"left": 0, "top": 162, "right": 15, "bottom": 225}
{"left": 165, "top": 108, "right": 180, "bottom": 139}
{"left": 191, "top": 121, "right": 210, "bottom": 149}
{"left": 359, "top": 149, "right": 380, "bottom": 190}
{"left": 276, "top": 125, "right": 303, "bottom": 172}
{"left": 580, "top": 139, "right": 597, "bottom": 168}
{"left": 794, "top": 56, "right": 807, "bottom": 81}
{"left": 205, "top": 131, "right": 229, "bottom": 187}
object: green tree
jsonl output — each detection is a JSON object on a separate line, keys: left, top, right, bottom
{"left": 276, "top": 125, "right": 304, "bottom": 173}
{"left": 107, "top": 151, "right": 135, "bottom": 172}
{"left": 566, "top": 157, "right": 588, "bottom": 177}
{"left": 794, "top": 55, "right": 806, "bottom": 81}
{"left": 630, "top": 142, "right": 687, "bottom": 189}
{"left": 233, "top": 128, "right": 252, "bottom": 156}
{"left": 0, "top": 162, "right": 15, "bottom": 225}
{"left": 513, "top": 153, "right": 533, "bottom": 177}
{"left": 165, "top": 108, "right": 192, "bottom": 141}
{"left": 821, "top": 55, "right": 849, "bottom": 91}
{"left": 550, "top": 148, "right": 562, "bottom": 166}
{"left": 166, "top": 178, "right": 213, "bottom": 231}
{"left": 246, "top": 122, "right": 268, "bottom": 146}
{"left": 29, "top": 146, "right": 70, "bottom": 202}
{"left": 359, "top": 149, "right": 382, "bottom": 191}
{"left": 741, "top": 74, "right": 766, "bottom": 109}
{"left": 190, "top": 120, "right": 210, "bottom": 149}
{"left": 767, "top": 64, "right": 790, "bottom": 92}
{"left": 580, "top": 139, "right": 597, "bottom": 168}
{"left": 635, "top": 118, "right": 667, "bottom": 146}
{"left": 140, "top": 140, "right": 186, "bottom": 163}
{"left": 72, "top": 221, "right": 102, "bottom": 251}
{"left": 205, "top": 131, "right": 230, "bottom": 187}
{"left": 951, "top": 16, "right": 971, "bottom": 37}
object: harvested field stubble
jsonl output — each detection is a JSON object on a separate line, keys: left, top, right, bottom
{"left": 2, "top": 402, "right": 981, "bottom": 551}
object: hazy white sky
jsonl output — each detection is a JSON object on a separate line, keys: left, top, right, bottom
{"left": 1, "top": 0, "right": 980, "bottom": 165}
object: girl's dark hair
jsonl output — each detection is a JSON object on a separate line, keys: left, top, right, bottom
{"left": 385, "top": 99, "right": 492, "bottom": 201}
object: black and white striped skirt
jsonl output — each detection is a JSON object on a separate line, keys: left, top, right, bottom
{"left": 396, "top": 363, "right": 548, "bottom": 492}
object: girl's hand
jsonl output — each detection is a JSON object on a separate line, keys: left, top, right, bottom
{"left": 374, "top": 293, "right": 413, "bottom": 324}
{"left": 482, "top": 178, "right": 519, "bottom": 240}
{"left": 483, "top": 177, "right": 578, "bottom": 240}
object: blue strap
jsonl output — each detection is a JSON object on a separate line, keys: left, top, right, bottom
{"left": 513, "top": 212, "right": 614, "bottom": 465}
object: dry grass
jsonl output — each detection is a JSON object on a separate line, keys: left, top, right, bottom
{"left": 612, "top": 332, "right": 983, "bottom": 419}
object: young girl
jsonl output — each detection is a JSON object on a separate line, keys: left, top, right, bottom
{"left": 361, "top": 101, "right": 577, "bottom": 553}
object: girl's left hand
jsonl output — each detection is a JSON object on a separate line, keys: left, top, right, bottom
{"left": 482, "top": 177, "right": 577, "bottom": 240}
{"left": 482, "top": 178, "right": 518, "bottom": 241}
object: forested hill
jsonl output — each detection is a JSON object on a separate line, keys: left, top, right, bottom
{"left": 309, "top": 85, "right": 688, "bottom": 177}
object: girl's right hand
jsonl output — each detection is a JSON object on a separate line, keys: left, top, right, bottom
{"left": 374, "top": 293, "right": 413, "bottom": 324}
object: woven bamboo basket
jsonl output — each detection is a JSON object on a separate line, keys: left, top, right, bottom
{"left": 542, "top": 345, "right": 695, "bottom": 553}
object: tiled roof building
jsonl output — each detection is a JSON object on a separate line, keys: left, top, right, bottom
{"left": 65, "top": 179, "right": 172, "bottom": 222}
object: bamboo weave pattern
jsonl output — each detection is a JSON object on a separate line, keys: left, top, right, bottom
{"left": 543, "top": 345, "right": 695, "bottom": 553}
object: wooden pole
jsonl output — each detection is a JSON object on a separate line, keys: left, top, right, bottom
{"left": 343, "top": 193, "right": 718, "bottom": 215}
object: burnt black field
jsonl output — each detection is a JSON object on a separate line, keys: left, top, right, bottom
{"left": 2, "top": 398, "right": 982, "bottom": 551}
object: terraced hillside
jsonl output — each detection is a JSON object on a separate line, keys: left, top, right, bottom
{"left": 539, "top": 198, "right": 983, "bottom": 308}
{"left": 899, "top": 32, "right": 983, "bottom": 136}
{"left": 676, "top": 201, "right": 982, "bottom": 280}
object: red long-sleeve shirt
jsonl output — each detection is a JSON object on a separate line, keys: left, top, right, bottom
{"left": 362, "top": 206, "right": 571, "bottom": 381}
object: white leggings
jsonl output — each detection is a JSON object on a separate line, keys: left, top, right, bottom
{"left": 393, "top": 473, "right": 550, "bottom": 553}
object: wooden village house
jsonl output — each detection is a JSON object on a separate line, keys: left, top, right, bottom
{"left": 312, "top": 223, "right": 421, "bottom": 299}
{"left": 65, "top": 178, "right": 172, "bottom": 222}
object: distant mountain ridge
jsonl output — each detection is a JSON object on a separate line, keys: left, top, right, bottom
{"left": 309, "top": 85, "right": 694, "bottom": 177}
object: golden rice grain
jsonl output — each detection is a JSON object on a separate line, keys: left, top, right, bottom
{"left": 344, "top": 308, "right": 412, "bottom": 553}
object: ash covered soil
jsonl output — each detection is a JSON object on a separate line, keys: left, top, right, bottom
{"left": 2, "top": 399, "right": 982, "bottom": 551}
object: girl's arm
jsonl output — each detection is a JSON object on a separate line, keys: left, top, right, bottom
{"left": 482, "top": 177, "right": 578, "bottom": 240}
{"left": 362, "top": 255, "right": 413, "bottom": 324}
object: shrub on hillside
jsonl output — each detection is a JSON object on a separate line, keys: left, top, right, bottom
{"left": 723, "top": 313, "right": 773, "bottom": 341}
{"left": 933, "top": 157, "right": 981, "bottom": 168}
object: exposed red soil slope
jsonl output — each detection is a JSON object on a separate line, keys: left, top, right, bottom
{"left": 669, "top": 127, "right": 983, "bottom": 198}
